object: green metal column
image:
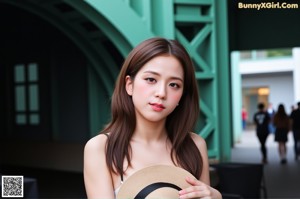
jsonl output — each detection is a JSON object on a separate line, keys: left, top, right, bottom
{"left": 172, "top": 0, "right": 231, "bottom": 161}
{"left": 215, "top": 0, "right": 231, "bottom": 161}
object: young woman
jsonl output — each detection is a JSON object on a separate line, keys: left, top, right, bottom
{"left": 83, "top": 37, "right": 222, "bottom": 199}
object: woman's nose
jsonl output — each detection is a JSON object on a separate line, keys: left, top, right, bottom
{"left": 155, "top": 84, "right": 166, "bottom": 99}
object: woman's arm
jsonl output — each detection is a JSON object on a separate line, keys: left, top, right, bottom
{"left": 179, "top": 133, "right": 222, "bottom": 199}
{"left": 84, "top": 134, "right": 115, "bottom": 199}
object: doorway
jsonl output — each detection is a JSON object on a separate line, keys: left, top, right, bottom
{"left": 242, "top": 87, "right": 269, "bottom": 126}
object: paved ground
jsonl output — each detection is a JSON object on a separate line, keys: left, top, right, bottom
{"left": 230, "top": 127, "right": 300, "bottom": 199}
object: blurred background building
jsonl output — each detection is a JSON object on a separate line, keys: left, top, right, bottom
{"left": 232, "top": 48, "right": 300, "bottom": 142}
{"left": 240, "top": 48, "right": 300, "bottom": 122}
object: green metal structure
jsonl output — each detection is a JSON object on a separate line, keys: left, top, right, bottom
{"left": 1, "top": 0, "right": 231, "bottom": 161}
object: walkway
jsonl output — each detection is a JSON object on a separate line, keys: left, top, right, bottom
{"left": 230, "top": 127, "right": 300, "bottom": 198}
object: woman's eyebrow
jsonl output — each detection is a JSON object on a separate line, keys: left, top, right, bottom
{"left": 143, "top": 70, "right": 160, "bottom": 76}
{"left": 143, "top": 70, "right": 183, "bottom": 82}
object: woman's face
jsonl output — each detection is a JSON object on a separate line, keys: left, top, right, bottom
{"left": 125, "top": 55, "right": 184, "bottom": 124}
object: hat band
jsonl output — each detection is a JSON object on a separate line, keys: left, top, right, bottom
{"left": 134, "top": 182, "right": 181, "bottom": 199}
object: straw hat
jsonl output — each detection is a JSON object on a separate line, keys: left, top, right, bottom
{"left": 116, "top": 165, "right": 195, "bottom": 199}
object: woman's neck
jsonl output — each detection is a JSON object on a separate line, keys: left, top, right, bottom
{"left": 132, "top": 119, "right": 167, "bottom": 142}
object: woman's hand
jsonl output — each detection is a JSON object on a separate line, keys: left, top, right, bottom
{"left": 178, "top": 176, "right": 220, "bottom": 199}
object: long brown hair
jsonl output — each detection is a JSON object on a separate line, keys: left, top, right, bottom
{"left": 274, "top": 104, "right": 289, "bottom": 129}
{"left": 102, "top": 37, "right": 202, "bottom": 178}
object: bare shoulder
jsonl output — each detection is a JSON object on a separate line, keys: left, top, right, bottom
{"left": 189, "top": 132, "right": 207, "bottom": 150}
{"left": 83, "top": 134, "right": 108, "bottom": 168}
{"left": 84, "top": 133, "right": 108, "bottom": 152}
{"left": 84, "top": 133, "right": 114, "bottom": 198}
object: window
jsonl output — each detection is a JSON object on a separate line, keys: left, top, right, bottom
{"left": 14, "top": 63, "right": 40, "bottom": 125}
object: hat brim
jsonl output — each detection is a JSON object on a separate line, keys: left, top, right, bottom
{"left": 116, "top": 165, "right": 195, "bottom": 199}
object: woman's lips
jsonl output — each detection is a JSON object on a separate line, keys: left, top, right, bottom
{"left": 150, "top": 103, "right": 165, "bottom": 111}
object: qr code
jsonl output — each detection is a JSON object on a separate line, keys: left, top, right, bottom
{"left": 1, "top": 176, "right": 23, "bottom": 198}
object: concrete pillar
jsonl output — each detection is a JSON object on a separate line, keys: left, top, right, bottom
{"left": 231, "top": 51, "right": 242, "bottom": 143}
{"left": 292, "top": 48, "right": 300, "bottom": 103}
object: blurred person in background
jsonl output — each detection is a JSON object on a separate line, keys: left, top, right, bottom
{"left": 241, "top": 106, "right": 248, "bottom": 130}
{"left": 253, "top": 103, "right": 270, "bottom": 164}
{"left": 290, "top": 102, "right": 300, "bottom": 161}
{"left": 273, "top": 104, "right": 290, "bottom": 164}
{"left": 267, "top": 103, "right": 276, "bottom": 134}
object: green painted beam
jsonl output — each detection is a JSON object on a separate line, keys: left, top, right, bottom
{"left": 84, "top": 0, "right": 155, "bottom": 46}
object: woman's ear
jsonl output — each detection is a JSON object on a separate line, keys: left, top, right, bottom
{"left": 125, "top": 75, "right": 133, "bottom": 96}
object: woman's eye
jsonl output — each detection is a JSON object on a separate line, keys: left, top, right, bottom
{"left": 145, "top": 78, "right": 156, "bottom": 83}
{"left": 170, "top": 83, "right": 180, "bottom": 88}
